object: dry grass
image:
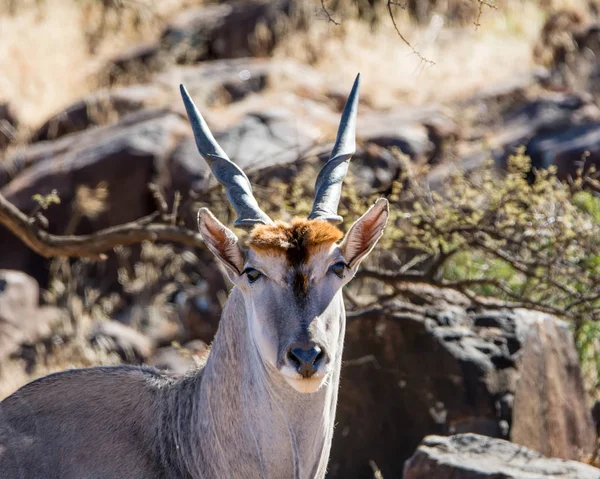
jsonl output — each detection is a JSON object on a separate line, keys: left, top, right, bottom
{"left": 272, "top": 0, "right": 561, "bottom": 108}
{"left": 0, "top": 0, "right": 194, "bottom": 129}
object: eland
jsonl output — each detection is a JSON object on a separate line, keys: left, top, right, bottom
{"left": 0, "top": 74, "right": 388, "bottom": 478}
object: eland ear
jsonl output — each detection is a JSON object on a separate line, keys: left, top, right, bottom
{"left": 341, "top": 198, "right": 389, "bottom": 269}
{"left": 198, "top": 208, "right": 245, "bottom": 282}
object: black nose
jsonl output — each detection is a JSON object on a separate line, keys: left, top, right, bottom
{"left": 287, "top": 345, "right": 325, "bottom": 378}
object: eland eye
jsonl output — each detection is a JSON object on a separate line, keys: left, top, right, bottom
{"left": 244, "top": 268, "right": 263, "bottom": 284}
{"left": 329, "top": 261, "right": 346, "bottom": 278}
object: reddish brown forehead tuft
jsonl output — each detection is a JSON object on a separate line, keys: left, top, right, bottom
{"left": 249, "top": 218, "right": 343, "bottom": 265}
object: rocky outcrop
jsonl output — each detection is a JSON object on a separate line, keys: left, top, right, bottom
{"left": 0, "top": 109, "right": 187, "bottom": 283}
{"left": 358, "top": 105, "right": 460, "bottom": 165}
{"left": 511, "top": 312, "right": 597, "bottom": 460}
{"left": 101, "top": 43, "right": 165, "bottom": 87}
{"left": 494, "top": 92, "right": 600, "bottom": 176}
{"left": 30, "top": 85, "right": 165, "bottom": 143}
{"left": 327, "top": 295, "right": 596, "bottom": 478}
{"left": 403, "top": 433, "right": 600, "bottom": 479}
{"left": 153, "top": 58, "right": 325, "bottom": 109}
{"left": 149, "top": 340, "right": 208, "bottom": 375}
{"left": 160, "top": 0, "right": 308, "bottom": 63}
{"left": 0, "top": 270, "right": 61, "bottom": 365}
{"left": 89, "top": 320, "right": 154, "bottom": 364}
{"left": 0, "top": 103, "right": 19, "bottom": 150}
{"left": 456, "top": 87, "right": 600, "bottom": 180}
{"left": 526, "top": 122, "right": 600, "bottom": 178}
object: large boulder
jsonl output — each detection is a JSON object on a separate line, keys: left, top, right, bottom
{"left": 525, "top": 122, "right": 600, "bottom": 178}
{"left": 153, "top": 58, "right": 325, "bottom": 109}
{"left": 30, "top": 85, "right": 165, "bottom": 143}
{"left": 357, "top": 105, "right": 460, "bottom": 165}
{"left": 88, "top": 319, "right": 155, "bottom": 364}
{"left": 482, "top": 91, "right": 600, "bottom": 171}
{"left": 149, "top": 340, "right": 208, "bottom": 376}
{"left": 403, "top": 433, "right": 600, "bottom": 479}
{"left": 101, "top": 43, "right": 165, "bottom": 87}
{"left": 160, "top": 105, "right": 323, "bottom": 215}
{"left": 247, "top": 141, "right": 405, "bottom": 199}
{"left": 327, "top": 291, "right": 596, "bottom": 478}
{"left": 0, "top": 270, "right": 61, "bottom": 365}
{"left": 0, "top": 102, "right": 19, "bottom": 150}
{"left": 160, "top": 0, "right": 308, "bottom": 63}
{"left": 0, "top": 109, "right": 187, "bottom": 283}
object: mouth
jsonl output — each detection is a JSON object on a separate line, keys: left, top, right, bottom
{"left": 281, "top": 371, "right": 328, "bottom": 394}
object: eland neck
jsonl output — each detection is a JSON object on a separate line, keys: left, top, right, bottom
{"left": 177, "top": 287, "right": 345, "bottom": 479}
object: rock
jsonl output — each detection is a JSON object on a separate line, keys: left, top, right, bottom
{"left": 89, "top": 320, "right": 154, "bottom": 363}
{"left": 216, "top": 108, "right": 321, "bottom": 172}
{"left": 0, "top": 102, "right": 19, "bottom": 150}
{"left": 161, "top": 0, "right": 308, "bottom": 63}
{"left": 592, "top": 401, "right": 600, "bottom": 436}
{"left": 468, "top": 68, "right": 550, "bottom": 108}
{"left": 149, "top": 340, "right": 208, "bottom": 375}
{"left": 327, "top": 297, "right": 596, "bottom": 478}
{"left": 0, "top": 101, "right": 227, "bottom": 332}
{"left": 403, "top": 433, "right": 600, "bottom": 479}
{"left": 101, "top": 43, "right": 165, "bottom": 86}
{"left": 254, "top": 141, "right": 404, "bottom": 196}
{"left": 472, "top": 90, "right": 600, "bottom": 177}
{"left": 511, "top": 311, "right": 597, "bottom": 460}
{"left": 0, "top": 270, "right": 61, "bottom": 364}
{"left": 30, "top": 85, "right": 165, "bottom": 142}
{"left": 156, "top": 103, "right": 324, "bottom": 232}
{"left": 357, "top": 105, "right": 460, "bottom": 164}
{"left": 161, "top": 106, "right": 321, "bottom": 206}
{"left": 154, "top": 58, "right": 323, "bottom": 109}
{"left": 525, "top": 122, "right": 600, "bottom": 178}
{"left": 494, "top": 92, "right": 599, "bottom": 153}
{"left": 0, "top": 108, "right": 188, "bottom": 284}
{"left": 1, "top": 108, "right": 174, "bottom": 189}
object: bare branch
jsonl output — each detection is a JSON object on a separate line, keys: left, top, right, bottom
{"left": 356, "top": 268, "right": 424, "bottom": 283}
{"left": 474, "top": 0, "right": 497, "bottom": 30}
{"left": 320, "top": 0, "right": 340, "bottom": 25}
{"left": 356, "top": 267, "right": 572, "bottom": 318}
{"left": 0, "top": 192, "right": 206, "bottom": 260}
{"left": 387, "top": 0, "right": 434, "bottom": 65}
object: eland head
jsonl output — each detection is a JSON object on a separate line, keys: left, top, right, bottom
{"left": 180, "top": 74, "right": 388, "bottom": 394}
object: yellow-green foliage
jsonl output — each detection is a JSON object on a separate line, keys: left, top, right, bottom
{"left": 364, "top": 151, "right": 598, "bottom": 321}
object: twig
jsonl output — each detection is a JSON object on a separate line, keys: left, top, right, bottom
{"left": 320, "top": 0, "right": 340, "bottom": 25}
{"left": 387, "top": 0, "right": 434, "bottom": 65}
{"left": 148, "top": 183, "right": 168, "bottom": 221}
{"left": 171, "top": 191, "right": 182, "bottom": 226}
{"left": 474, "top": 0, "right": 496, "bottom": 30}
